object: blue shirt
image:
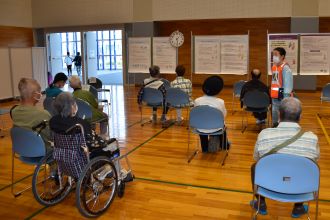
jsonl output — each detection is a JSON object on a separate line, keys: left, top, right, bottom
{"left": 45, "top": 86, "right": 63, "bottom": 98}
{"left": 282, "top": 65, "right": 293, "bottom": 98}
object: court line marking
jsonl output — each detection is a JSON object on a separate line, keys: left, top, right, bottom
{"left": 0, "top": 173, "right": 33, "bottom": 192}
{"left": 316, "top": 114, "right": 330, "bottom": 146}
{"left": 136, "top": 176, "right": 330, "bottom": 203}
{"left": 23, "top": 123, "right": 174, "bottom": 219}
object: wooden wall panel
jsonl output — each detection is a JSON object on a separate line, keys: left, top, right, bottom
{"left": 0, "top": 26, "right": 33, "bottom": 48}
{"left": 155, "top": 18, "right": 291, "bottom": 86}
{"left": 318, "top": 17, "right": 330, "bottom": 89}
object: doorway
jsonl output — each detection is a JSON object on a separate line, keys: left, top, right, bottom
{"left": 84, "top": 30, "right": 123, "bottom": 85}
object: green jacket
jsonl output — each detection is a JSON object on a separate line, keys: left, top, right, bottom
{"left": 72, "top": 89, "right": 106, "bottom": 122}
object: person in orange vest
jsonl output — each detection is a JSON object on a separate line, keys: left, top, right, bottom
{"left": 270, "top": 47, "right": 293, "bottom": 127}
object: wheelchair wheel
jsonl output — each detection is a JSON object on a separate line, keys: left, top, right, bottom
{"left": 32, "top": 152, "right": 72, "bottom": 206}
{"left": 76, "top": 156, "right": 118, "bottom": 218}
{"left": 117, "top": 182, "right": 125, "bottom": 198}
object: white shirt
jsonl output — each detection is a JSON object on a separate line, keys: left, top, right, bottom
{"left": 143, "top": 77, "right": 164, "bottom": 89}
{"left": 194, "top": 95, "right": 227, "bottom": 133}
{"left": 64, "top": 56, "right": 72, "bottom": 65}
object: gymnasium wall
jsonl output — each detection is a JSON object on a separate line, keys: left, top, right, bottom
{"left": 155, "top": 18, "right": 291, "bottom": 86}
{"left": 0, "top": 0, "right": 32, "bottom": 28}
{"left": 0, "top": 26, "right": 34, "bottom": 47}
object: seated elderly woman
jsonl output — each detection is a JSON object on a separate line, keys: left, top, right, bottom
{"left": 69, "top": 75, "right": 109, "bottom": 137}
{"left": 49, "top": 92, "right": 117, "bottom": 161}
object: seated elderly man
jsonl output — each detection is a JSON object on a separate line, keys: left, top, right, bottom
{"left": 69, "top": 76, "right": 109, "bottom": 137}
{"left": 240, "top": 69, "right": 270, "bottom": 125}
{"left": 250, "top": 97, "right": 319, "bottom": 218}
{"left": 11, "top": 78, "right": 52, "bottom": 151}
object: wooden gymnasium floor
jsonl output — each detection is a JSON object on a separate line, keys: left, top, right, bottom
{"left": 1, "top": 85, "right": 330, "bottom": 220}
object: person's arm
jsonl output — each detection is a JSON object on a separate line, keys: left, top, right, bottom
{"left": 86, "top": 92, "right": 99, "bottom": 108}
{"left": 187, "top": 81, "right": 192, "bottom": 98}
{"left": 282, "top": 65, "right": 293, "bottom": 98}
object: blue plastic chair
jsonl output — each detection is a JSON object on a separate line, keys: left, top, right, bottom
{"left": 321, "top": 83, "right": 330, "bottom": 103}
{"left": 11, "top": 126, "right": 47, "bottom": 197}
{"left": 43, "top": 97, "right": 56, "bottom": 116}
{"left": 140, "top": 87, "right": 164, "bottom": 126}
{"left": 253, "top": 154, "right": 320, "bottom": 219}
{"left": 161, "top": 79, "right": 171, "bottom": 89}
{"left": 75, "top": 98, "right": 93, "bottom": 120}
{"left": 166, "top": 88, "right": 191, "bottom": 123}
{"left": 187, "top": 105, "right": 228, "bottom": 164}
{"left": 232, "top": 80, "right": 246, "bottom": 114}
{"left": 241, "top": 90, "right": 270, "bottom": 133}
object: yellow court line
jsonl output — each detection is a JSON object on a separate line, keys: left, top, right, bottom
{"left": 316, "top": 114, "right": 330, "bottom": 146}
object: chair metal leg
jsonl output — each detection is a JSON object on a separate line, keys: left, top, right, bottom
{"left": 232, "top": 94, "right": 235, "bottom": 115}
{"left": 315, "top": 195, "right": 319, "bottom": 220}
{"left": 11, "top": 152, "right": 31, "bottom": 197}
{"left": 187, "top": 128, "right": 198, "bottom": 163}
{"left": 242, "top": 110, "right": 247, "bottom": 133}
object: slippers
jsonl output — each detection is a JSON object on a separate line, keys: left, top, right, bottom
{"left": 292, "top": 204, "right": 309, "bottom": 218}
{"left": 250, "top": 200, "right": 268, "bottom": 215}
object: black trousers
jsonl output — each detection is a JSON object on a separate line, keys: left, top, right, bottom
{"left": 199, "top": 130, "right": 228, "bottom": 152}
{"left": 251, "top": 163, "right": 303, "bottom": 207}
{"left": 67, "top": 65, "right": 72, "bottom": 76}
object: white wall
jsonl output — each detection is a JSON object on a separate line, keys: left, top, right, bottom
{"left": 0, "top": 0, "right": 32, "bottom": 27}
{"left": 152, "top": 0, "right": 293, "bottom": 21}
{"left": 32, "top": 0, "right": 133, "bottom": 28}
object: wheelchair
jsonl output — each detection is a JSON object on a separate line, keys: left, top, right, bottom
{"left": 31, "top": 122, "right": 133, "bottom": 218}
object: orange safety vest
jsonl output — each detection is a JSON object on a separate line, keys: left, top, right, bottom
{"left": 270, "top": 62, "right": 287, "bottom": 99}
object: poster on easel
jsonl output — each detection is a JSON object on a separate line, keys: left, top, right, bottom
{"left": 128, "top": 37, "right": 151, "bottom": 73}
{"left": 300, "top": 35, "right": 330, "bottom": 75}
{"left": 194, "top": 35, "right": 248, "bottom": 75}
{"left": 153, "top": 37, "right": 177, "bottom": 73}
{"left": 268, "top": 34, "right": 298, "bottom": 75}
{"left": 194, "top": 36, "right": 221, "bottom": 74}
{"left": 220, "top": 35, "right": 248, "bottom": 75}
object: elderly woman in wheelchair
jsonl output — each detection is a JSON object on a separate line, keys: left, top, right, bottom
{"left": 32, "top": 92, "right": 133, "bottom": 218}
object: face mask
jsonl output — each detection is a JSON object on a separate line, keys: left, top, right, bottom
{"left": 273, "top": 56, "right": 280, "bottom": 64}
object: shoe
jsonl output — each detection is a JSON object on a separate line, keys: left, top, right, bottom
{"left": 150, "top": 114, "right": 157, "bottom": 124}
{"left": 160, "top": 114, "right": 167, "bottom": 122}
{"left": 291, "top": 204, "right": 309, "bottom": 218}
{"left": 256, "top": 119, "right": 266, "bottom": 125}
{"left": 175, "top": 117, "right": 184, "bottom": 125}
{"left": 250, "top": 200, "right": 268, "bottom": 215}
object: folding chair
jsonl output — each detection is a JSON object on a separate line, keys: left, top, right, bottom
{"left": 166, "top": 87, "right": 191, "bottom": 125}
{"left": 140, "top": 87, "right": 164, "bottom": 126}
{"left": 242, "top": 90, "right": 270, "bottom": 133}
{"left": 87, "top": 77, "right": 111, "bottom": 104}
{"left": 252, "top": 154, "right": 320, "bottom": 220}
{"left": 0, "top": 108, "right": 10, "bottom": 138}
{"left": 88, "top": 85, "right": 110, "bottom": 116}
{"left": 10, "top": 127, "right": 47, "bottom": 197}
{"left": 187, "top": 105, "right": 228, "bottom": 165}
{"left": 232, "top": 80, "right": 246, "bottom": 114}
{"left": 43, "top": 97, "right": 56, "bottom": 116}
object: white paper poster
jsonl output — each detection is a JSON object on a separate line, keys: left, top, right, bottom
{"left": 153, "top": 37, "right": 177, "bottom": 73}
{"left": 220, "top": 36, "right": 248, "bottom": 75}
{"left": 128, "top": 37, "right": 151, "bottom": 73}
{"left": 194, "top": 36, "right": 221, "bottom": 74}
{"left": 268, "top": 35, "right": 298, "bottom": 75}
{"left": 300, "top": 35, "right": 330, "bottom": 75}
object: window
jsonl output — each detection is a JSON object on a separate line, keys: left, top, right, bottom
{"left": 61, "top": 32, "right": 81, "bottom": 69}
{"left": 96, "top": 30, "right": 123, "bottom": 70}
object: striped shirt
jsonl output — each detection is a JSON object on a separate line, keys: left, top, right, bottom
{"left": 254, "top": 122, "right": 319, "bottom": 161}
{"left": 171, "top": 77, "right": 193, "bottom": 106}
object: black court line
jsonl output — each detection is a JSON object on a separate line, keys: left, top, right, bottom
{"left": 23, "top": 123, "right": 174, "bottom": 219}
{"left": 0, "top": 173, "right": 33, "bottom": 192}
{"left": 136, "top": 177, "right": 330, "bottom": 203}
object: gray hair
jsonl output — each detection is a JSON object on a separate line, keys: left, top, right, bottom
{"left": 279, "top": 97, "right": 302, "bottom": 122}
{"left": 69, "top": 75, "right": 81, "bottom": 89}
{"left": 53, "top": 92, "right": 76, "bottom": 117}
{"left": 18, "top": 78, "right": 41, "bottom": 100}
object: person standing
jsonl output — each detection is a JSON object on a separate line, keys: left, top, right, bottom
{"left": 64, "top": 52, "right": 73, "bottom": 76}
{"left": 73, "top": 52, "right": 82, "bottom": 76}
{"left": 270, "top": 47, "right": 293, "bottom": 127}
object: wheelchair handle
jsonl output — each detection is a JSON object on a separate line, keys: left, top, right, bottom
{"left": 65, "top": 123, "right": 85, "bottom": 137}
{"left": 32, "top": 120, "right": 48, "bottom": 135}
